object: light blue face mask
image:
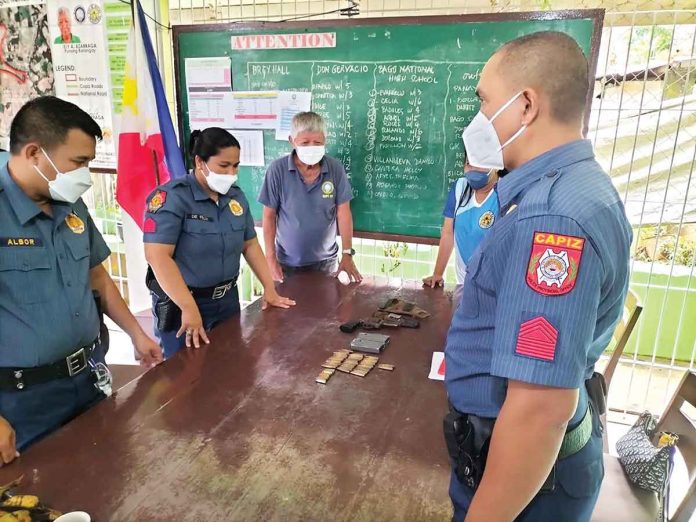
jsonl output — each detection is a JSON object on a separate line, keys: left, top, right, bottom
{"left": 34, "top": 148, "right": 92, "bottom": 203}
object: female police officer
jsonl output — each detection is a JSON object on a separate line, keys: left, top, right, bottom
{"left": 143, "top": 127, "right": 295, "bottom": 358}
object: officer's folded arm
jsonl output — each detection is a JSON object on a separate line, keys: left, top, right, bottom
{"left": 464, "top": 381, "right": 578, "bottom": 522}
{"left": 89, "top": 264, "right": 163, "bottom": 366}
{"left": 241, "top": 237, "right": 296, "bottom": 311}
{"left": 144, "top": 243, "right": 210, "bottom": 348}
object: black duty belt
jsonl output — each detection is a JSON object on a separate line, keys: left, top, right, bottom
{"left": 189, "top": 278, "right": 237, "bottom": 300}
{"left": 0, "top": 339, "right": 99, "bottom": 391}
{"left": 146, "top": 266, "right": 236, "bottom": 301}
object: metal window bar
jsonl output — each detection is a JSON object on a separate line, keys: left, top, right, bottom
{"left": 639, "top": 21, "right": 696, "bottom": 410}
{"left": 621, "top": 13, "right": 677, "bottom": 414}
{"left": 662, "top": 142, "right": 696, "bottom": 407}
{"left": 88, "top": 1, "right": 696, "bottom": 413}
{"left": 604, "top": 14, "right": 696, "bottom": 416}
{"left": 84, "top": 174, "right": 128, "bottom": 298}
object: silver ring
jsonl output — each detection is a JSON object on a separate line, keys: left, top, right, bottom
{"left": 186, "top": 330, "right": 192, "bottom": 335}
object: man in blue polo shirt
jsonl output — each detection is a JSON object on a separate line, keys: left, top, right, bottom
{"left": 259, "top": 112, "right": 362, "bottom": 283}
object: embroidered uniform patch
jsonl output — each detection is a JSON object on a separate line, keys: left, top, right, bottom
{"left": 148, "top": 190, "right": 166, "bottom": 213}
{"left": 0, "top": 237, "right": 43, "bottom": 247}
{"left": 186, "top": 214, "right": 212, "bottom": 222}
{"left": 143, "top": 218, "right": 157, "bottom": 233}
{"left": 526, "top": 231, "right": 584, "bottom": 296}
{"left": 229, "top": 199, "right": 244, "bottom": 216}
{"left": 65, "top": 213, "right": 85, "bottom": 234}
{"left": 321, "top": 181, "right": 334, "bottom": 198}
{"left": 516, "top": 316, "right": 558, "bottom": 362}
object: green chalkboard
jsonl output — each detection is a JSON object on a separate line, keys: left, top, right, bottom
{"left": 173, "top": 11, "right": 603, "bottom": 242}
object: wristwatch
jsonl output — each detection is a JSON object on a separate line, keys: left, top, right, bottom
{"left": 342, "top": 248, "right": 356, "bottom": 256}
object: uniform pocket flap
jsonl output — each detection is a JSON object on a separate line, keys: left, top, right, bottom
{"left": 67, "top": 240, "right": 90, "bottom": 260}
{"left": 0, "top": 251, "right": 51, "bottom": 271}
{"left": 183, "top": 219, "right": 217, "bottom": 234}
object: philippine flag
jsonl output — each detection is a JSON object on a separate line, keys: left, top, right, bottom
{"left": 116, "top": 0, "right": 185, "bottom": 229}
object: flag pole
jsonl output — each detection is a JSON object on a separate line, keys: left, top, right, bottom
{"left": 152, "top": 150, "right": 160, "bottom": 186}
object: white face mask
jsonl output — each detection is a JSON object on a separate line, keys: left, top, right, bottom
{"left": 204, "top": 163, "right": 237, "bottom": 194}
{"left": 295, "top": 145, "right": 325, "bottom": 166}
{"left": 462, "top": 91, "right": 527, "bottom": 170}
{"left": 33, "top": 148, "right": 92, "bottom": 203}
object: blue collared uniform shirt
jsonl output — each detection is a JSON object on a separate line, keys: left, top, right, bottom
{"left": 143, "top": 174, "right": 257, "bottom": 288}
{"left": 0, "top": 163, "right": 110, "bottom": 367}
{"left": 445, "top": 140, "right": 632, "bottom": 425}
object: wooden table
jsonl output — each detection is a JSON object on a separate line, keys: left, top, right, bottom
{"left": 0, "top": 274, "right": 454, "bottom": 521}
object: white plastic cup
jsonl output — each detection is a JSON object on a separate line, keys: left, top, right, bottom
{"left": 54, "top": 512, "right": 91, "bottom": 522}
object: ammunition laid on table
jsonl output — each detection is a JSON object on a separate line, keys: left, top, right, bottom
{"left": 350, "top": 356, "right": 379, "bottom": 377}
{"left": 317, "top": 350, "right": 393, "bottom": 381}
{"left": 322, "top": 357, "right": 346, "bottom": 369}
{"left": 316, "top": 368, "right": 336, "bottom": 384}
{"left": 321, "top": 350, "right": 351, "bottom": 369}
{"left": 338, "top": 360, "right": 359, "bottom": 373}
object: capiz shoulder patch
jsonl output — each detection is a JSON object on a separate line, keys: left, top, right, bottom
{"left": 526, "top": 231, "right": 584, "bottom": 296}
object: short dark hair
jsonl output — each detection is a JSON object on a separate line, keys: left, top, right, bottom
{"left": 189, "top": 127, "right": 240, "bottom": 161}
{"left": 9, "top": 96, "right": 102, "bottom": 154}
{"left": 497, "top": 31, "right": 589, "bottom": 124}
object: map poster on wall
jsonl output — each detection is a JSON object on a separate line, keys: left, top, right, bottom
{"left": 0, "top": 1, "right": 55, "bottom": 151}
{"left": 47, "top": 0, "right": 115, "bottom": 168}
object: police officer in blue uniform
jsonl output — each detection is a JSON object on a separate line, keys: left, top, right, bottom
{"left": 443, "top": 32, "right": 632, "bottom": 521}
{"left": 144, "top": 127, "right": 295, "bottom": 358}
{"left": 0, "top": 96, "right": 162, "bottom": 464}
